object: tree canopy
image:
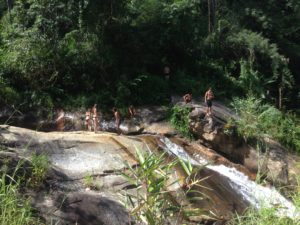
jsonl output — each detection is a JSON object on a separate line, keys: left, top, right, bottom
{"left": 0, "top": 0, "right": 299, "bottom": 112}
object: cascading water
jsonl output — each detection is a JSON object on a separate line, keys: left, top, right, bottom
{"left": 159, "top": 136, "right": 299, "bottom": 220}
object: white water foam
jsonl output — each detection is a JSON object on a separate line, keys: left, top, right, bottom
{"left": 160, "top": 137, "right": 300, "bottom": 220}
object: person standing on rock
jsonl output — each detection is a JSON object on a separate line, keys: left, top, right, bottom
{"left": 91, "top": 104, "right": 99, "bottom": 132}
{"left": 128, "top": 105, "right": 136, "bottom": 119}
{"left": 204, "top": 87, "right": 214, "bottom": 116}
{"left": 113, "top": 107, "right": 121, "bottom": 134}
{"left": 85, "top": 108, "right": 92, "bottom": 131}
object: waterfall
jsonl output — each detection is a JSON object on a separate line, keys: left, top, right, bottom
{"left": 159, "top": 137, "right": 299, "bottom": 220}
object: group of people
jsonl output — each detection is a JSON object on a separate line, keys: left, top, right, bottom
{"left": 183, "top": 87, "right": 214, "bottom": 116}
{"left": 85, "top": 104, "right": 136, "bottom": 134}
{"left": 85, "top": 104, "right": 99, "bottom": 132}
{"left": 56, "top": 87, "right": 214, "bottom": 133}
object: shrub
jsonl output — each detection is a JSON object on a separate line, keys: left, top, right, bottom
{"left": 121, "top": 149, "right": 206, "bottom": 224}
{"left": 231, "top": 96, "right": 300, "bottom": 152}
{"left": 169, "top": 106, "right": 193, "bottom": 139}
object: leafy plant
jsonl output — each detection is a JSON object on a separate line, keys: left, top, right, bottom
{"left": 83, "top": 174, "right": 100, "bottom": 190}
{"left": 121, "top": 150, "right": 178, "bottom": 225}
{"left": 169, "top": 106, "right": 193, "bottom": 139}
{"left": 0, "top": 161, "right": 40, "bottom": 225}
{"left": 231, "top": 96, "right": 300, "bottom": 152}
{"left": 27, "top": 154, "right": 50, "bottom": 188}
{"left": 121, "top": 149, "right": 207, "bottom": 224}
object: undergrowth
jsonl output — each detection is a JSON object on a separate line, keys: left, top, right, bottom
{"left": 231, "top": 96, "right": 300, "bottom": 152}
{"left": 169, "top": 106, "right": 193, "bottom": 139}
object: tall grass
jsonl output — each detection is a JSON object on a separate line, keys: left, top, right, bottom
{"left": 0, "top": 163, "right": 39, "bottom": 225}
{"left": 229, "top": 164, "right": 300, "bottom": 225}
{"left": 228, "top": 207, "right": 295, "bottom": 225}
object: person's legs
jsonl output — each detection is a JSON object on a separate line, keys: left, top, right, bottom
{"left": 88, "top": 119, "right": 92, "bottom": 131}
{"left": 207, "top": 100, "right": 212, "bottom": 115}
{"left": 93, "top": 117, "right": 97, "bottom": 132}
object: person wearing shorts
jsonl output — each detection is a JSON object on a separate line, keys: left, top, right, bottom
{"left": 204, "top": 87, "right": 214, "bottom": 116}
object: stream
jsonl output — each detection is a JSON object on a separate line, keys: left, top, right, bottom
{"left": 159, "top": 136, "right": 299, "bottom": 220}
{"left": 1, "top": 110, "right": 299, "bottom": 223}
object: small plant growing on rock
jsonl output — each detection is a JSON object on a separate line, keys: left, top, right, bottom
{"left": 28, "top": 153, "right": 50, "bottom": 188}
{"left": 83, "top": 174, "right": 93, "bottom": 189}
{"left": 83, "top": 174, "right": 100, "bottom": 190}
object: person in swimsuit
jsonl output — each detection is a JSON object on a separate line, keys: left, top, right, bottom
{"left": 85, "top": 108, "right": 92, "bottom": 131}
{"left": 91, "top": 104, "right": 99, "bottom": 132}
{"left": 204, "top": 87, "right": 214, "bottom": 116}
{"left": 112, "top": 107, "right": 121, "bottom": 134}
{"left": 128, "top": 105, "right": 136, "bottom": 119}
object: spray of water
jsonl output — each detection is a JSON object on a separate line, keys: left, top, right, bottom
{"left": 160, "top": 137, "right": 299, "bottom": 220}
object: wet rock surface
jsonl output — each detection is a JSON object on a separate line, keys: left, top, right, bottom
{"left": 0, "top": 125, "right": 258, "bottom": 224}
{"left": 180, "top": 101, "right": 291, "bottom": 186}
{"left": 0, "top": 100, "right": 297, "bottom": 223}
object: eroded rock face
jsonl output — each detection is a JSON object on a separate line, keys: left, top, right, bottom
{"left": 185, "top": 102, "right": 290, "bottom": 185}
{"left": 262, "top": 138, "right": 289, "bottom": 185}
{"left": 188, "top": 103, "right": 246, "bottom": 163}
{"left": 0, "top": 126, "right": 144, "bottom": 225}
{"left": 0, "top": 125, "right": 253, "bottom": 224}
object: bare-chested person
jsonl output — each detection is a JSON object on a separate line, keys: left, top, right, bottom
{"left": 204, "top": 87, "right": 214, "bottom": 116}
{"left": 183, "top": 93, "right": 192, "bottom": 104}
{"left": 56, "top": 108, "right": 65, "bottom": 131}
{"left": 128, "top": 105, "right": 136, "bottom": 118}
{"left": 112, "top": 107, "right": 121, "bottom": 134}
{"left": 91, "top": 104, "right": 99, "bottom": 132}
{"left": 85, "top": 108, "right": 92, "bottom": 131}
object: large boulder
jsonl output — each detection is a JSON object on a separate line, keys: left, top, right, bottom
{"left": 184, "top": 102, "right": 290, "bottom": 186}
{"left": 188, "top": 103, "right": 246, "bottom": 163}
{"left": 0, "top": 125, "right": 257, "bottom": 223}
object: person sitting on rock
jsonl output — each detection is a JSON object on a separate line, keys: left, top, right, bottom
{"left": 128, "top": 105, "right": 136, "bottom": 119}
{"left": 183, "top": 93, "right": 192, "bottom": 104}
{"left": 112, "top": 107, "right": 121, "bottom": 134}
{"left": 85, "top": 108, "right": 92, "bottom": 131}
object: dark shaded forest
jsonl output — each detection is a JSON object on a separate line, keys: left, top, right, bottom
{"left": 0, "top": 0, "right": 299, "bottom": 112}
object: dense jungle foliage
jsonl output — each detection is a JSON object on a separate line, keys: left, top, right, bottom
{"left": 0, "top": 0, "right": 299, "bottom": 112}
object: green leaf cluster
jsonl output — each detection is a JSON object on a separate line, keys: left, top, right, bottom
{"left": 232, "top": 96, "right": 300, "bottom": 152}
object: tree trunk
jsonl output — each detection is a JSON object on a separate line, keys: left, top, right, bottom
{"left": 6, "top": 0, "right": 13, "bottom": 9}
{"left": 208, "top": 0, "right": 211, "bottom": 33}
{"left": 279, "top": 86, "right": 282, "bottom": 110}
